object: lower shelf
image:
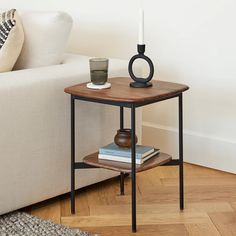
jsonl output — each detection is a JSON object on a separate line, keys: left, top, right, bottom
{"left": 83, "top": 152, "right": 172, "bottom": 173}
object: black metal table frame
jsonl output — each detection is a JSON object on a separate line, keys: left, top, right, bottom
{"left": 70, "top": 92, "right": 184, "bottom": 233}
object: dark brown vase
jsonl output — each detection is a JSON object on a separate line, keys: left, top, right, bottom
{"left": 114, "top": 129, "right": 138, "bottom": 148}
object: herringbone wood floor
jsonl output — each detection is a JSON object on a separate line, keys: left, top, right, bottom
{"left": 25, "top": 164, "right": 236, "bottom": 235}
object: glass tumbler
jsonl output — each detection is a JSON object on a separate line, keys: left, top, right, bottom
{"left": 89, "top": 58, "right": 109, "bottom": 85}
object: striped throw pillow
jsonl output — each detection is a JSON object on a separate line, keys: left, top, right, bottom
{"left": 0, "top": 9, "right": 24, "bottom": 72}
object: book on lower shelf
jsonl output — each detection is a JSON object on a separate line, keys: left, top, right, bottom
{"left": 99, "top": 143, "right": 155, "bottom": 159}
{"left": 98, "top": 142, "right": 160, "bottom": 164}
{"left": 98, "top": 148, "right": 160, "bottom": 164}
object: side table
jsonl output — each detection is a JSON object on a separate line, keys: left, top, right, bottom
{"left": 64, "top": 77, "right": 189, "bottom": 232}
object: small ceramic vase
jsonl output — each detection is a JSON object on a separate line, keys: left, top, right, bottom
{"left": 114, "top": 129, "right": 138, "bottom": 148}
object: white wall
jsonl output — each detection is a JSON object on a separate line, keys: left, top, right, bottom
{"left": 1, "top": 0, "right": 236, "bottom": 173}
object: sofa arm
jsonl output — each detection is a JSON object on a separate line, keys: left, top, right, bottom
{"left": 0, "top": 54, "right": 130, "bottom": 86}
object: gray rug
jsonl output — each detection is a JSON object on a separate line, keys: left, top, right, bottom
{"left": 0, "top": 212, "right": 98, "bottom": 236}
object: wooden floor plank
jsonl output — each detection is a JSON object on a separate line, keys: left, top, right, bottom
{"left": 161, "top": 176, "right": 236, "bottom": 186}
{"left": 89, "top": 202, "right": 233, "bottom": 216}
{"left": 29, "top": 199, "right": 61, "bottom": 224}
{"left": 185, "top": 223, "right": 221, "bottom": 236}
{"left": 184, "top": 163, "right": 235, "bottom": 178}
{"left": 209, "top": 212, "right": 236, "bottom": 236}
{"left": 230, "top": 202, "right": 236, "bottom": 212}
{"left": 82, "top": 224, "right": 189, "bottom": 236}
{"left": 61, "top": 212, "right": 210, "bottom": 228}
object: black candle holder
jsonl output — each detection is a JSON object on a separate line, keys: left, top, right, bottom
{"left": 128, "top": 44, "right": 154, "bottom": 88}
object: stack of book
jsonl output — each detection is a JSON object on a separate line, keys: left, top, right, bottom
{"left": 98, "top": 143, "right": 160, "bottom": 165}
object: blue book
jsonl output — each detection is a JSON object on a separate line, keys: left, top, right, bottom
{"left": 99, "top": 143, "right": 154, "bottom": 159}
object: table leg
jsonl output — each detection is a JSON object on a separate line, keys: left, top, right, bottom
{"left": 71, "top": 95, "right": 75, "bottom": 214}
{"left": 131, "top": 104, "right": 137, "bottom": 232}
{"left": 179, "top": 93, "right": 184, "bottom": 210}
{"left": 120, "top": 106, "right": 125, "bottom": 195}
{"left": 120, "top": 106, "right": 124, "bottom": 129}
{"left": 120, "top": 172, "right": 125, "bottom": 195}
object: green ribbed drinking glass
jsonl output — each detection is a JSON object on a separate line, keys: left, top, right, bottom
{"left": 89, "top": 58, "right": 109, "bottom": 85}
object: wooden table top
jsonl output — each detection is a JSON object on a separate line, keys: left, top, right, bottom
{"left": 64, "top": 77, "right": 189, "bottom": 105}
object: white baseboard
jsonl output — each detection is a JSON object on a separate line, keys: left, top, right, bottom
{"left": 142, "top": 122, "right": 236, "bottom": 174}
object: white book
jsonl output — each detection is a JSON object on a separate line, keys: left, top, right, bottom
{"left": 98, "top": 149, "right": 160, "bottom": 165}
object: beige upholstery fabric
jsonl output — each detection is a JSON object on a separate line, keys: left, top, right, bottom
{"left": 14, "top": 11, "right": 72, "bottom": 69}
{"left": 0, "top": 9, "right": 24, "bottom": 72}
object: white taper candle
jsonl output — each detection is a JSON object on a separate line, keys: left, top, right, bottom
{"left": 138, "top": 8, "right": 144, "bottom": 45}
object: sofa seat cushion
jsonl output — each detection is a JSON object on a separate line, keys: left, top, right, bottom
{"left": 0, "top": 9, "right": 24, "bottom": 72}
{"left": 14, "top": 11, "right": 72, "bottom": 70}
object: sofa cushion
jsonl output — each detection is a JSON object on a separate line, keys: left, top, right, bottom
{"left": 14, "top": 11, "right": 72, "bottom": 70}
{"left": 0, "top": 9, "right": 24, "bottom": 72}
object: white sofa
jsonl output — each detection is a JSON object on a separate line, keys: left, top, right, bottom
{"left": 0, "top": 53, "right": 142, "bottom": 215}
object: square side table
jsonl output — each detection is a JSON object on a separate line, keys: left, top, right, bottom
{"left": 65, "top": 77, "right": 189, "bottom": 232}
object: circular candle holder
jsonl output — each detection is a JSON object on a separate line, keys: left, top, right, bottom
{"left": 128, "top": 44, "right": 154, "bottom": 88}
